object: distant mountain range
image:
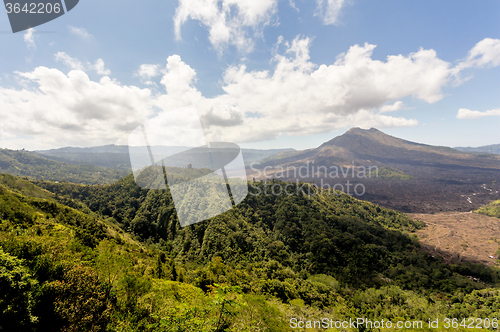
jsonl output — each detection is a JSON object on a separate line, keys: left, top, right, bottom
{"left": 0, "top": 148, "right": 128, "bottom": 184}
{"left": 1, "top": 129, "right": 499, "bottom": 213}
{"left": 455, "top": 144, "right": 500, "bottom": 154}
{"left": 37, "top": 145, "right": 294, "bottom": 170}
{"left": 249, "top": 128, "right": 500, "bottom": 213}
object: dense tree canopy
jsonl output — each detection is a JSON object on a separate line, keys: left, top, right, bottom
{"left": 0, "top": 173, "right": 499, "bottom": 331}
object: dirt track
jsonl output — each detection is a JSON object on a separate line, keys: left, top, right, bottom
{"left": 410, "top": 212, "right": 500, "bottom": 266}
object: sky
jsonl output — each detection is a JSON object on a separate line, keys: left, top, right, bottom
{"left": 0, "top": 0, "right": 499, "bottom": 151}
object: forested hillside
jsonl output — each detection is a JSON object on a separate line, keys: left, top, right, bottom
{"left": 2, "top": 173, "right": 500, "bottom": 331}
{"left": 0, "top": 149, "right": 129, "bottom": 184}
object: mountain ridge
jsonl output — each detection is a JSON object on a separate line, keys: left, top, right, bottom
{"left": 455, "top": 144, "right": 500, "bottom": 154}
{"left": 257, "top": 127, "right": 500, "bottom": 169}
{"left": 249, "top": 127, "right": 500, "bottom": 213}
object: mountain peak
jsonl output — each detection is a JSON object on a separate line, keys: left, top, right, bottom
{"left": 320, "top": 127, "right": 386, "bottom": 148}
{"left": 346, "top": 127, "right": 381, "bottom": 134}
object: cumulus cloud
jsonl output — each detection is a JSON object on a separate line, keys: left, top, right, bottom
{"left": 151, "top": 36, "right": 457, "bottom": 142}
{"left": 24, "top": 28, "right": 36, "bottom": 49}
{"left": 456, "top": 108, "right": 500, "bottom": 119}
{"left": 379, "top": 101, "right": 405, "bottom": 113}
{"left": 69, "top": 26, "right": 92, "bottom": 39}
{"left": 173, "top": 0, "right": 279, "bottom": 52}
{"left": 453, "top": 38, "right": 500, "bottom": 83}
{"left": 55, "top": 53, "right": 111, "bottom": 76}
{"left": 90, "top": 59, "right": 111, "bottom": 76}
{"left": 54, "top": 52, "right": 85, "bottom": 70}
{"left": 460, "top": 38, "right": 500, "bottom": 68}
{"left": 193, "top": 37, "right": 456, "bottom": 142}
{"left": 2, "top": 38, "right": 499, "bottom": 148}
{"left": 315, "top": 0, "right": 348, "bottom": 25}
{"left": 135, "top": 64, "right": 161, "bottom": 85}
{"left": 0, "top": 67, "right": 152, "bottom": 149}
{"left": 154, "top": 55, "right": 203, "bottom": 110}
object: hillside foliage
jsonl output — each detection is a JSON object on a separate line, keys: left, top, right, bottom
{"left": 1, "top": 173, "right": 499, "bottom": 331}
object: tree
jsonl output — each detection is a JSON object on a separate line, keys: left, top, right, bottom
{"left": 171, "top": 261, "right": 178, "bottom": 281}
{"left": 0, "top": 248, "right": 38, "bottom": 331}
{"left": 95, "top": 239, "right": 130, "bottom": 295}
{"left": 210, "top": 284, "right": 241, "bottom": 332}
{"left": 50, "top": 265, "right": 113, "bottom": 332}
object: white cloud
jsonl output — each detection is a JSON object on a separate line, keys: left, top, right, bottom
{"left": 315, "top": 0, "right": 348, "bottom": 25}
{"left": 453, "top": 38, "right": 500, "bottom": 82}
{"left": 173, "top": 0, "right": 279, "bottom": 52}
{"left": 456, "top": 108, "right": 500, "bottom": 119}
{"left": 461, "top": 38, "right": 500, "bottom": 68}
{"left": 0, "top": 67, "right": 153, "bottom": 149}
{"left": 55, "top": 53, "right": 110, "bottom": 76}
{"left": 193, "top": 37, "right": 454, "bottom": 142}
{"left": 151, "top": 36, "right": 457, "bottom": 142}
{"left": 154, "top": 55, "right": 202, "bottom": 110}
{"left": 54, "top": 52, "right": 85, "bottom": 70}
{"left": 288, "top": 0, "right": 299, "bottom": 11}
{"left": 0, "top": 130, "right": 15, "bottom": 139}
{"left": 24, "top": 28, "right": 36, "bottom": 49}
{"left": 1, "top": 37, "right": 499, "bottom": 149}
{"left": 135, "top": 64, "right": 161, "bottom": 85}
{"left": 68, "top": 26, "right": 92, "bottom": 39}
{"left": 379, "top": 101, "right": 405, "bottom": 113}
{"left": 90, "top": 59, "right": 111, "bottom": 76}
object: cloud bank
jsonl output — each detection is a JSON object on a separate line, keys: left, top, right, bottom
{"left": 1, "top": 38, "right": 499, "bottom": 149}
{"left": 456, "top": 108, "right": 500, "bottom": 119}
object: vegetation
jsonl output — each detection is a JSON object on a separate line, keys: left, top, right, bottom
{"left": 377, "top": 167, "right": 414, "bottom": 180}
{"left": 0, "top": 149, "right": 129, "bottom": 184}
{"left": 1, "top": 173, "right": 500, "bottom": 331}
{"left": 477, "top": 199, "right": 500, "bottom": 218}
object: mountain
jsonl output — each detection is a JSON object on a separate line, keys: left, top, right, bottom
{"left": 256, "top": 127, "right": 500, "bottom": 169}
{"left": 0, "top": 148, "right": 129, "bottom": 184}
{"left": 455, "top": 144, "right": 500, "bottom": 154}
{"left": 249, "top": 128, "right": 500, "bottom": 213}
{"left": 2, "top": 172, "right": 499, "bottom": 330}
{"left": 37, "top": 144, "right": 294, "bottom": 170}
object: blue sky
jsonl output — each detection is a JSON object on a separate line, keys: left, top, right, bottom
{"left": 0, "top": 0, "right": 499, "bottom": 150}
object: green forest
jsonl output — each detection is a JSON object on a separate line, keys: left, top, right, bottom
{"left": 1, "top": 173, "right": 500, "bottom": 331}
